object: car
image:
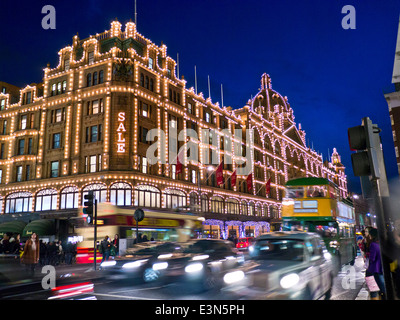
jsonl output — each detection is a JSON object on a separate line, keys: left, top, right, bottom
{"left": 236, "top": 237, "right": 254, "bottom": 250}
{"left": 100, "top": 239, "right": 244, "bottom": 291}
{"left": 222, "top": 231, "right": 334, "bottom": 300}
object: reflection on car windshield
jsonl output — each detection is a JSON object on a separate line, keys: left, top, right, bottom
{"left": 253, "top": 239, "right": 305, "bottom": 261}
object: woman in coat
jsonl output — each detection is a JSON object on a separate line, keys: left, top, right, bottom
{"left": 22, "top": 232, "right": 40, "bottom": 277}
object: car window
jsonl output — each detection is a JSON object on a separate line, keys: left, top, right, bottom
{"left": 308, "top": 238, "right": 323, "bottom": 258}
{"left": 252, "top": 239, "right": 305, "bottom": 261}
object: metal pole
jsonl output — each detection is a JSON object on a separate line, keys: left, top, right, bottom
{"left": 94, "top": 199, "right": 98, "bottom": 271}
{"left": 371, "top": 179, "right": 396, "bottom": 300}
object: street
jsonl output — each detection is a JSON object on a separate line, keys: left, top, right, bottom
{"left": 0, "top": 254, "right": 368, "bottom": 301}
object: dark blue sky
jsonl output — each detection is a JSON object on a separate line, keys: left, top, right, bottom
{"left": 1, "top": 0, "right": 400, "bottom": 194}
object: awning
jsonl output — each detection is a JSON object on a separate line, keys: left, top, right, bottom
{"left": 0, "top": 221, "right": 27, "bottom": 236}
{"left": 22, "top": 219, "right": 55, "bottom": 237}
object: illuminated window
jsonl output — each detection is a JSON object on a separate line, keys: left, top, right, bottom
{"left": 0, "top": 169, "right": 2, "bottom": 183}
{"left": 2, "top": 120, "right": 6, "bottom": 135}
{"left": 5, "top": 192, "right": 32, "bottom": 213}
{"left": 171, "top": 164, "right": 176, "bottom": 179}
{"left": 51, "top": 161, "right": 59, "bottom": 177}
{"left": 148, "top": 57, "right": 153, "bottom": 69}
{"left": 226, "top": 199, "right": 240, "bottom": 215}
{"left": 110, "top": 182, "right": 132, "bottom": 206}
{"left": 35, "top": 188, "right": 57, "bottom": 211}
{"left": 16, "top": 166, "right": 22, "bottom": 182}
{"left": 93, "top": 72, "right": 98, "bottom": 85}
{"left": 64, "top": 59, "right": 70, "bottom": 71}
{"left": 57, "top": 82, "right": 62, "bottom": 95}
{"left": 18, "top": 139, "right": 25, "bottom": 155}
{"left": 0, "top": 99, "right": 5, "bottom": 110}
{"left": 51, "top": 83, "right": 56, "bottom": 96}
{"left": 163, "top": 189, "right": 186, "bottom": 210}
{"left": 211, "top": 196, "right": 224, "bottom": 214}
{"left": 134, "top": 185, "right": 160, "bottom": 208}
{"left": 82, "top": 183, "right": 107, "bottom": 204}
{"left": 20, "top": 115, "right": 27, "bottom": 130}
{"left": 191, "top": 170, "right": 197, "bottom": 184}
{"left": 141, "top": 103, "right": 149, "bottom": 117}
{"left": 88, "top": 51, "right": 94, "bottom": 64}
{"left": 55, "top": 109, "right": 63, "bottom": 122}
{"left": 52, "top": 133, "right": 61, "bottom": 149}
{"left": 62, "top": 80, "right": 67, "bottom": 93}
{"left": 141, "top": 157, "right": 148, "bottom": 174}
{"left": 89, "top": 155, "right": 97, "bottom": 173}
{"left": 60, "top": 186, "right": 79, "bottom": 209}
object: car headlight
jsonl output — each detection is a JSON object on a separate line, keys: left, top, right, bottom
{"left": 122, "top": 259, "right": 147, "bottom": 269}
{"left": 223, "top": 271, "right": 245, "bottom": 284}
{"left": 100, "top": 261, "right": 116, "bottom": 267}
{"left": 185, "top": 263, "right": 204, "bottom": 273}
{"left": 280, "top": 273, "right": 300, "bottom": 289}
{"left": 192, "top": 255, "right": 209, "bottom": 261}
{"left": 152, "top": 262, "right": 168, "bottom": 271}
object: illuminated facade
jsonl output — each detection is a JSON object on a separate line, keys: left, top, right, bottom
{"left": 0, "top": 20, "right": 348, "bottom": 239}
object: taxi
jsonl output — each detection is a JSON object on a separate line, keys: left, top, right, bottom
{"left": 222, "top": 231, "right": 334, "bottom": 300}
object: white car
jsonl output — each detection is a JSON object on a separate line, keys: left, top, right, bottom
{"left": 222, "top": 231, "right": 334, "bottom": 300}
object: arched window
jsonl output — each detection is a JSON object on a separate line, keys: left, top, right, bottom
{"left": 134, "top": 185, "right": 160, "bottom": 208}
{"left": 36, "top": 188, "right": 57, "bottom": 211}
{"left": 82, "top": 183, "right": 107, "bottom": 204}
{"left": 211, "top": 196, "right": 224, "bottom": 214}
{"left": 255, "top": 203, "right": 261, "bottom": 216}
{"left": 5, "top": 192, "right": 32, "bottom": 214}
{"left": 226, "top": 198, "right": 240, "bottom": 215}
{"left": 163, "top": 189, "right": 186, "bottom": 209}
{"left": 241, "top": 201, "right": 247, "bottom": 215}
{"left": 150, "top": 78, "right": 154, "bottom": 91}
{"left": 60, "top": 186, "right": 79, "bottom": 209}
{"left": 263, "top": 204, "right": 269, "bottom": 217}
{"left": 110, "top": 182, "right": 132, "bottom": 206}
{"left": 201, "top": 194, "right": 208, "bottom": 213}
{"left": 189, "top": 192, "right": 199, "bottom": 211}
{"left": 248, "top": 202, "right": 255, "bottom": 216}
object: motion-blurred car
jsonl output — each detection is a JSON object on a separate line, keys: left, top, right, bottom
{"left": 222, "top": 231, "right": 334, "bottom": 300}
{"left": 236, "top": 237, "right": 254, "bottom": 250}
{"left": 100, "top": 239, "right": 244, "bottom": 291}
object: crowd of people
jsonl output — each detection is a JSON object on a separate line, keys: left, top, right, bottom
{"left": 0, "top": 232, "right": 79, "bottom": 277}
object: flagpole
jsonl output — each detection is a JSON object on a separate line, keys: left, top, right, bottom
{"left": 221, "top": 84, "right": 224, "bottom": 108}
{"left": 208, "top": 75, "right": 211, "bottom": 99}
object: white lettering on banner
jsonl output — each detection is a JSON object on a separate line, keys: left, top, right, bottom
{"left": 117, "top": 112, "right": 126, "bottom": 153}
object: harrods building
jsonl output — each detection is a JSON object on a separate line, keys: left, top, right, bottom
{"left": 0, "top": 20, "right": 348, "bottom": 240}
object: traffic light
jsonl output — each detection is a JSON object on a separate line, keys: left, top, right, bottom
{"left": 348, "top": 117, "right": 380, "bottom": 178}
{"left": 83, "top": 191, "right": 94, "bottom": 225}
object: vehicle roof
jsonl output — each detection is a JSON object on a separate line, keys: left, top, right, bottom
{"left": 285, "top": 177, "right": 333, "bottom": 187}
{"left": 257, "top": 231, "right": 319, "bottom": 241}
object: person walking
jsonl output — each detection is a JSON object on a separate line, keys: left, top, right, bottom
{"left": 21, "top": 232, "right": 40, "bottom": 277}
{"left": 112, "top": 234, "right": 119, "bottom": 257}
{"left": 100, "top": 236, "right": 111, "bottom": 263}
{"left": 366, "top": 228, "right": 386, "bottom": 300}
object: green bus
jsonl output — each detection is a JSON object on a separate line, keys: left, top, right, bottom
{"left": 281, "top": 177, "right": 357, "bottom": 273}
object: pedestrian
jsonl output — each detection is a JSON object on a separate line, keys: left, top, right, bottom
{"left": 100, "top": 235, "right": 111, "bottom": 263}
{"left": 1, "top": 234, "right": 11, "bottom": 254}
{"left": 21, "top": 232, "right": 40, "bottom": 277}
{"left": 64, "top": 241, "right": 73, "bottom": 265}
{"left": 112, "top": 234, "right": 119, "bottom": 257}
{"left": 39, "top": 240, "right": 47, "bottom": 266}
{"left": 47, "top": 242, "right": 57, "bottom": 265}
{"left": 11, "top": 234, "right": 22, "bottom": 257}
{"left": 56, "top": 240, "right": 64, "bottom": 265}
{"left": 366, "top": 228, "right": 386, "bottom": 300}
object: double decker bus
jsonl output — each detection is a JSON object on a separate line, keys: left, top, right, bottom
{"left": 282, "top": 177, "right": 357, "bottom": 273}
{"left": 75, "top": 203, "right": 204, "bottom": 264}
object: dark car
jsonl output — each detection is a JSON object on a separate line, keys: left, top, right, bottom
{"left": 100, "top": 239, "right": 244, "bottom": 291}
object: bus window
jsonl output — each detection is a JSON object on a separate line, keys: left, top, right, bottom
{"left": 286, "top": 187, "right": 304, "bottom": 199}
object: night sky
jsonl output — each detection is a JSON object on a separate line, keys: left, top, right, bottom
{"left": 1, "top": 0, "right": 400, "bottom": 195}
